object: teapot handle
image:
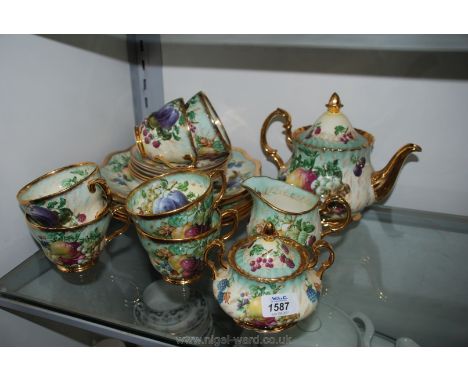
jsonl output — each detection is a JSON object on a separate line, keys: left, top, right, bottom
{"left": 260, "top": 108, "right": 293, "bottom": 172}
{"left": 308, "top": 239, "right": 335, "bottom": 280}
{"left": 319, "top": 195, "right": 352, "bottom": 237}
{"left": 203, "top": 239, "right": 227, "bottom": 280}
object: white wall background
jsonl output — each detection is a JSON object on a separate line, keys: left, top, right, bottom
{"left": 0, "top": 35, "right": 134, "bottom": 345}
{"left": 161, "top": 41, "right": 468, "bottom": 217}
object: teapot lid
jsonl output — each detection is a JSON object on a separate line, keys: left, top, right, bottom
{"left": 297, "top": 93, "right": 367, "bottom": 149}
{"left": 228, "top": 223, "right": 311, "bottom": 283}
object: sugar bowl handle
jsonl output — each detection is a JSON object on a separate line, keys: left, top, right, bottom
{"left": 319, "top": 195, "right": 352, "bottom": 237}
{"left": 260, "top": 108, "right": 293, "bottom": 171}
{"left": 308, "top": 239, "right": 335, "bottom": 280}
{"left": 204, "top": 239, "right": 227, "bottom": 280}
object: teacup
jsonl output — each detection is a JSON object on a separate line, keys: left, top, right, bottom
{"left": 186, "top": 91, "right": 231, "bottom": 160}
{"left": 134, "top": 98, "right": 196, "bottom": 166}
{"left": 135, "top": 208, "right": 238, "bottom": 285}
{"left": 25, "top": 203, "right": 130, "bottom": 273}
{"left": 126, "top": 169, "right": 226, "bottom": 238}
{"left": 17, "top": 162, "right": 112, "bottom": 228}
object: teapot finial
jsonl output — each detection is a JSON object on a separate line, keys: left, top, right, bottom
{"left": 262, "top": 222, "right": 277, "bottom": 240}
{"left": 326, "top": 92, "right": 343, "bottom": 113}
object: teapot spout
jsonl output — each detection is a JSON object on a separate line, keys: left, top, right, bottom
{"left": 372, "top": 143, "right": 422, "bottom": 201}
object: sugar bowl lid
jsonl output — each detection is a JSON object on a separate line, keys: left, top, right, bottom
{"left": 297, "top": 92, "right": 367, "bottom": 149}
{"left": 228, "top": 223, "right": 311, "bottom": 283}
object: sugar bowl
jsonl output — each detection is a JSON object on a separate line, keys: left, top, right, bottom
{"left": 204, "top": 223, "right": 335, "bottom": 333}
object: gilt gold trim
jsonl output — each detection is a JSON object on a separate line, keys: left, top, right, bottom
{"left": 126, "top": 169, "right": 216, "bottom": 220}
{"left": 197, "top": 91, "right": 232, "bottom": 150}
{"left": 161, "top": 272, "right": 203, "bottom": 286}
{"left": 234, "top": 318, "right": 298, "bottom": 333}
{"left": 17, "top": 162, "right": 100, "bottom": 206}
{"left": 134, "top": 208, "right": 224, "bottom": 243}
{"left": 56, "top": 257, "right": 99, "bottom": 273}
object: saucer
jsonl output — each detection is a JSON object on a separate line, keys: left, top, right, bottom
{"left": 133, "top": 281, "right": 209, "bottom": 335}
{"left": 101, "top": 146, "right": 261, "bottom": 203}
{"left": 130, "top": 144, "right": 229, "bottom": 173}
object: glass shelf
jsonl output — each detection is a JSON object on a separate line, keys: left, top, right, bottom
{"left": 1, "top": 205, "right": 467, "bottom": 346}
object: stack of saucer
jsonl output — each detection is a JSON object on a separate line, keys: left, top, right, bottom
{"left": 128, "top": 145, "right": 230, "bottom": 182}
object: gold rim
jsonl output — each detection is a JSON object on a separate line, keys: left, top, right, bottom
{"left": 226, "top": 232, "right": 312, "bottom": 283}
{"left": 134, "top": 208, "right": 223, "bottom": 243}
{"left": 161, "top": 272, "right": 203, "bottom": 286}
{"left": 17, "top": 161, "right": 100, "bottom": 206}
{"left": 55, "top": 257, "right": 99, "bottom": 273}
{"left": 292, "top": 127, "right": 375, "bottom": 152}
{"left": 126, "top": 169, "right": 216, "bottom": 220}
{"left": 196, "top": 91, "right": 232, "bottom": 150}
{"left": 25, "top": 198, "right": 113, "bottom": 232}
{"left": 242, "top": 176, "right": 321, "bottom": 216}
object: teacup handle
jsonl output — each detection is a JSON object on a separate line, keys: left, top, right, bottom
{"left": 319, "top": 194, "right": 352, "bottom": 238}
{"left": 105, "top": 205, "right": 131, "bottom": 244}
{"left": 308, "top": 239, "right": 335, "bottom": 280}
{"left": 88, "top": 178, "right": 113, "bottom": 202}
{"left": 260, "top": 108, "right": 293, "bottom": 172}
{"left": 203, "top": 239, "right": 227, "bottom": 280}
{"left": 220, "top": 209, "right": 239, "bottom": 241}
{"left": 209, "top": 169, "right": 227, "bottom": 209}
{"left": 134, "top": 123, "right": 147, "bottom": 158}
{"left": 88, "top": 178, "right": 114, "bottom": 220}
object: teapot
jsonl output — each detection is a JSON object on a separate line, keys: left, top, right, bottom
{"left": 204, "top": 223, "right": 335, "bottom": 333}
{"left": 260, "top": 93, "right": 422, "bottom": 218}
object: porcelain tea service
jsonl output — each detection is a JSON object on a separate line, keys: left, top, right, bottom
{"left": 17, "top": 162, "right": 112, "bottom": 228}
{"left": 261, "top": 92, "right": 422, "bottom": 218}
{"left": 15, "top": 89, "right": 424, "bottom": 344}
